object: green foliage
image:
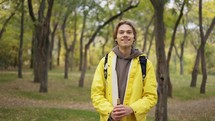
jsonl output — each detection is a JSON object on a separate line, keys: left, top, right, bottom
{"left": 0, "top": 39, "right": 18, "bottom": 68}
{"left": 0, "top": 28, "right": 31, "bottom": 68}
{"left": 205, "top": 43, "right": 215, "bottom": 75}
{"left": 0, "top": 1, "right": 33, "bottom": 68}
{"left": 164, "top": 8, "right": 178, "bottom": 28}
{"left": 202, "top": 0, "right": 215, "bottom": 19}
{"left": 168, "top": 48, "right": 196, "bottom": 75}
{"left": 0, "top": 0, "right": 214, "bottom": 72}
{"left": 183, "top": 52, "right": 196, "bottom": 74}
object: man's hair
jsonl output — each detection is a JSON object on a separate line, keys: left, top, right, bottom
{"left": 113, "top": 20, "right": 137, "bottom": 40}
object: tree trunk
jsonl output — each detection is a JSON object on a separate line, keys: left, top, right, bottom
{"left": 146, "top": 29, "right": 154, "bottom": 57}
{"left": 49, "top": 22, "right": 58, "bottom": 70}
{"left": 18, "top": 0, "right": 25, "bottom": 78}
{"left": 190, "top": 1, "right": 215, "bottom": 89}
{"left": 142, "top": 15, "right": 154, "bottom": 53}
{"left": 39, "top": 0, "right": 54, "bottom": 93}
{"left": 150, "top": 0, "right": 168, "bottom": 120}
{"left": 79, "top": 11, "right": 87, "bottom": 71}
{"left": 198, "top": 0, "right": 215, "bottom": 93}
{"left": 191, "top": 0, "right": 205, "bottom": 89}
{"left": 33, "top": 31, "right": 39, "bottom": 83}
{"left": 28, "top": 0, "right": 38, "bottom": 83}
{"left": 61, "top": 10, "right": 71, "bottom": 79}
{"left": 174, "top": 42, "right": 185, "bottom": 75}
{"left": 57, "top": 36, "right": 61, "bottom": 66}
{"left": 179, "top": 56, "right": 184, "bottom": 75}
{"left": 62, "top": 30, "right": 69, "bottom": 79}
{"left": 200, "top": 43, "right": 207, "bottom": 93}
{"left": 200, "top": 17, "right": 215, "bottom": 93}
{"left": 179, "top": 19, "right": 187, "bottom": 75}
{"left": 64, "top": 51, "right": 69, "bottom": 79}
{"left": 38, "top": 34, "right": 50, "bottom": 92}
{"left": 28, "top": 0, "right": 54, "bottom": 92}
{"left": 70, "top": 10, "right": 78, "bottom": 72}
{"left": 190, "top": 47, "right": 201, "bottom": 87}
{"left": 79, "top": 45, "right": 88, "bottom": 87}
{"left": 34, "top": 21, "right": 50, "bottom": 92}
{"left": 180, "top": 18, "right": 188, "bottom": 75}
{"left": 30, "top": 31, "right": 35, "bottom": 69}
{"left": 166, "top": 0, "right": 185, "bottom": 97}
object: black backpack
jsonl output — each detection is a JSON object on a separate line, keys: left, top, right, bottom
{"left": 104, "top": 54, "right": 147, "bottom": 81}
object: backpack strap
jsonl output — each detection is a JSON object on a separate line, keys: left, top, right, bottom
{"left": 139, "top": 56, "right": 147, "bottom": 81}
{"left": 104, "top": 54, "right": 147, "bottom": 81}
{"left": 104, "top": 53, "right": 108, "bottom": 80}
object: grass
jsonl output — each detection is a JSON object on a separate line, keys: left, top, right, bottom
{"left": 0, "top": 68, "right": 215, "bottom": 121}
{"left": 171, "top": 74, "right": 215, "bottom": 100}
{"left": 0, "top": 72, "right": 17, "bottom": 83}
{"left": 0, "top": 69, "right": 96, "bottom": 121}
{"left": 0, "top": 107, "right": 99, "bottom": 121}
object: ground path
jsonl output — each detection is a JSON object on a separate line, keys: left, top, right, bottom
{"left": 0, "top": 95, "right": 214, "bottom": 121}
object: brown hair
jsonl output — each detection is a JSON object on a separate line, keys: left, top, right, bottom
{"left": 113, "top": 20, "right": 137, "bottom": 40}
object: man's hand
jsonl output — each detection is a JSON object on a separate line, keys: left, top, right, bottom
{"left": 110, "top": 105, "right": 133, "bottom": 120}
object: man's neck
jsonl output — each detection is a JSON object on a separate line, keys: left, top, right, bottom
{"left": 118, "top": 47, "right": 131, "bottom": 57}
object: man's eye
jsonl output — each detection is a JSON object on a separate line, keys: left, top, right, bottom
{"left": 127, "top": 31, "right": 132, "bottom": 34}
{"left": 119, "top": 31, "right": 124, "bottom": 34}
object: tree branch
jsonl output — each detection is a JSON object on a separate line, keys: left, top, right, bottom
{"left": 0, "top": 1, "right": 20, "bottom": 40}
{"left": 86, "top": 1, "right": 140, "bottom": 47}
{"left": 167, "top": 0, "right": 186, "bottom": 64}
{"left": 27, "top": 0, "right": 36, "bottom": 21}
{"left": 0, "top": 0, "right": 7, "bottom": 4}
{"left": 204, "top": 17, "right": 215, "bottom": 41}
{"left": 150, "top": 0, "right": 158, "bottom": 7}
{"left": 199, "top": 0, "right": 204, "bottom": 42}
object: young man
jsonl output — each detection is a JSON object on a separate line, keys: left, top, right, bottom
{"left": 91, "top": 20, "right": 157, "bottom": 121}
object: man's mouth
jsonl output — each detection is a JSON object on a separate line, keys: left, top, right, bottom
{"left": 121, "top": 38, "right": 130, "bottom": 41}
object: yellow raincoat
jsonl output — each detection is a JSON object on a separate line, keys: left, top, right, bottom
{"left": 91, "top": 51, "right": 157, "bottom": 121}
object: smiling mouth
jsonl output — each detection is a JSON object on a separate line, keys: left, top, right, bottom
{"left": 121, "top": 37, "right": 130, "bottom": 40}
{"left": 121, "top": 39, "right": 130, "bottom": 41}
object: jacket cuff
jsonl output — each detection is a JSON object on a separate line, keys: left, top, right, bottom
{"left": 108, "top": 114, "right": 113, "bottom": 121}
{"left": 130, "top": 104, "right": 146, "bottom": 121}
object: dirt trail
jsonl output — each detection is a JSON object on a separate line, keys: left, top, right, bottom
{"left": 1, "top": 95, "right": 215, "bottom": 121}
{"left": 149, "top": 97, "right": 215, "bottom": 121}
{"left": 0, "top": 95, "right": 94, "bottom": 110}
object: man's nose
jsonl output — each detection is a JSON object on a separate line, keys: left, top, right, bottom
{"left": 122, "top": 33, "right": 128, "bottom": 37}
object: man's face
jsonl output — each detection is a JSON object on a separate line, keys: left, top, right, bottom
{"left": 116, "top": 24, "right": 135, "bottom": 49}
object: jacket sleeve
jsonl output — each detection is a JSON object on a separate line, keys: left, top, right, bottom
{"left": 130, "top": 59, "right": 158, "bottom": 120}
{"left": 91, "top": 57, "right": 113, "bottom": 120}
